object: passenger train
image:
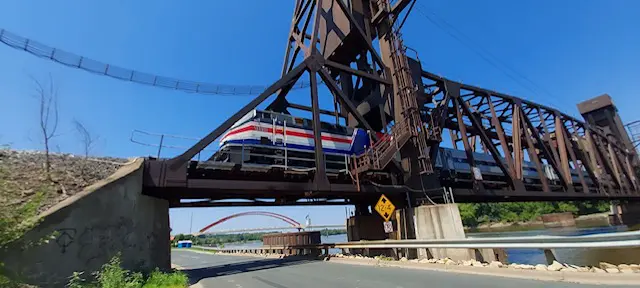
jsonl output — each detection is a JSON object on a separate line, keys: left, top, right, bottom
{"left": 212, "top": 109, "right": 593, "bottom": 189}
{"left": 213, "top": 109, "right": 375, "bottom": 171}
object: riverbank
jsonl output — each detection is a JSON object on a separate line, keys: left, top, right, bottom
{"left": 328, "top": 255, "right": 640, "bottom": 286}
{"left": 185, "top": 248, "right": 640, "bottom": 286}
{"left": 466, "top": 212, "right": 611, "bottom": 233}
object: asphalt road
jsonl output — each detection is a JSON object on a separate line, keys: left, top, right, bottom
{"left": 172, "top": 250, "right": 625, "bottom": 288}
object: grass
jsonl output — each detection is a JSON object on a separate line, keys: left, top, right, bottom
{"left": 374, "top": 255, "right": 395, "bottom": 261}
{"left": 187, "top": 247, "right": 218, "bottom": 254}
{"left": 67, "top": 255, "right": 189, "bottom": 288}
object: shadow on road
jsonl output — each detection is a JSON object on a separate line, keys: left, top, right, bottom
{"left": 181, "top": 256, "right": 318, "bottom": 284}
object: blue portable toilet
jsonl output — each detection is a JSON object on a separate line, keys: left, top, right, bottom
{"left": 176, "top": 240, "right": 192, "bottom": 248}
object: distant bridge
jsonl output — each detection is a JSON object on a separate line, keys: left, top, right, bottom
{"left": 196, "top": 211, "right": 343, "bottom": 235}
{"left": 203, "top": 224, "right": 346, "bottom": 235}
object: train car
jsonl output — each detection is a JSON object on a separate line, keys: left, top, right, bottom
{"left": 435, "top": 147, "right": 594, "bottom": 190}
{"left": 212, "top": 109, "right": 374, "bottom": 171}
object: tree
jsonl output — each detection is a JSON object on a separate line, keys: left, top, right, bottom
{"left": 73, "top": 119, "right": 98, "bottom": 159}
{"left": 31, "top": 74, "right": 59, "bottom": 181}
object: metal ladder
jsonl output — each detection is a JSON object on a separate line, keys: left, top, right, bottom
{"left": 351, "top": 1, "right": 434, "bottom": 176}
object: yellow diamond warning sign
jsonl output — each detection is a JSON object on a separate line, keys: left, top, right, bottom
{"left": 374, "top": 194, "right": 396, "bottom": 222}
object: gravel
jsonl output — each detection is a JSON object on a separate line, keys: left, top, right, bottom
{"left": 0, "top": 149, "right": 127, "bottom": 214}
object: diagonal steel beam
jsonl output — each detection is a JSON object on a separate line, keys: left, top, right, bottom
{"left": 324, "top": 59, "right": 392, "bottom": 85}
{"left": 455, "top": 97, "right": 484, "bottom": 190}
{"left": 520, "top": 106, "right": 571, "bottom": 191}
{"left": 334, "top": 0, "right": 386, "bottom": 71}
{"left": 458, "top": 93, "right": 519, "bottom": 190}
{"left": 317, "top": 65, "right": 377, "bottom": 137}
{"left": 169, "top": 63, "right": 308, "bottom": 169}
{"left": 517, "top": 103, "right": 551, "bottom": 192}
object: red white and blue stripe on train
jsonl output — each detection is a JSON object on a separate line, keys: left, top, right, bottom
{"left": 219, "top": 109, "right": 375, "bottom": 155}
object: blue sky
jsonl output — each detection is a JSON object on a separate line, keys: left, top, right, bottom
{"left": 1, "top": 0, "right": 639, "bottom": 234}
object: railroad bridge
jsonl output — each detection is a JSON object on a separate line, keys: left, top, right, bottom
{"left": 143, "top": 0, "right": 640, "bottom": 209}
{"left": 5, "top": 1, "right": 640, "bottom": 284}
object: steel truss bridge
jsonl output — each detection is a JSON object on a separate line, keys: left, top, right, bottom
{"left": 142, "top": 0, "right": 640, "bottom": 208}
{"left": 3, "top": 1, "right": 638, "bottom": 208}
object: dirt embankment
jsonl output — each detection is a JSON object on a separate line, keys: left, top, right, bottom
{"left": 0, "top": 149, "right": 129, "bottom": 213}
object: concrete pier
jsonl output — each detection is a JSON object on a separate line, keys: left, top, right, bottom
{"left": 0, "top": 159, "right": 170, "bottom": 287}
{"left": 413, "top": 204, "right": 469, "bottom": 260}
{"left": 610, "top": 202, "right": 640, "bottom": 230}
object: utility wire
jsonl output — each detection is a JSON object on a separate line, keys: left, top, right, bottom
{"left": 414, "top": 3, "right": 570, "bottom": 110}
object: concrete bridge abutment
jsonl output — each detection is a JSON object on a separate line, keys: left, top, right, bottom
{"left": 1, "top": 158, "right": 170, "bottom": 287}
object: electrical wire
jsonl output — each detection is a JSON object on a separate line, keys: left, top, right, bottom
{"left": 413, "top": 3, "right": 572, "bottom": 110}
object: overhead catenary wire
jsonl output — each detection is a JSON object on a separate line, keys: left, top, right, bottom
{"left": 413, "top": 3, "right": 571, "bottom": 111}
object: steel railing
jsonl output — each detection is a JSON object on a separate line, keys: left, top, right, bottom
{"left": 191, "top": 230, "right": 640, "bottom": 252}
{"left": 333, "top": 230, "right": 640, "bottom": 249}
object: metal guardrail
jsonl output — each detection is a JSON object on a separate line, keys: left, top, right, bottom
{"left": 192, "top": 230, "right": 640, "bottom": 253}
{"left": 333, "top": 230, "right": 640, "bottom": 249}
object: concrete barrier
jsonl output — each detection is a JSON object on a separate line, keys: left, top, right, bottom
{"left": 0, "top": 158, "right": 170, "bottom": 287}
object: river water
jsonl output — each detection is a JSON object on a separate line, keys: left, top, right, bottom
{"left": 221, "top": 225, "right": 631, "bottom": 266}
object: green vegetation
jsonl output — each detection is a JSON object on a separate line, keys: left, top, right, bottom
{"left": 458, "top": 201, "right": 611, "bottom": 227}
{"left": 67, "top": 255, "right": 188, "bottom": 288}
{"left": 0, "top": 164, "right": 49, "bottom": 287}
{"left": 319, "top": 229, "right": 347, "bottom": 236}
{"left": 171, "top": 229, "right": 347, "bottom": 247}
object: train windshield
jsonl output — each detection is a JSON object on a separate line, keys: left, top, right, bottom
{"left": 254, "top": 110, "right": 353, "bottom": 135}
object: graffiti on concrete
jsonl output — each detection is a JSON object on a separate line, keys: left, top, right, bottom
{"left": 55, "top": 228, "right": 76, "bottom": 254}
{"left": 77, "top": 216, "right": 135, "bottom": 267}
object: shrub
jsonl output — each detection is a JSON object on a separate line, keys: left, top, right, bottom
{"left": 66, "top": 255, "right": 188, "bottom": 288}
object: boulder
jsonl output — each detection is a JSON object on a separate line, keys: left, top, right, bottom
{"left": 489, "top": 261, "right": 503, "bottom": 268}
{"left": 400, "top": 257, "right": 408, "bottom": 262}
{"left": 471, "top": 260, "right": 483, "bottom": 267}
{"left": 535, "top": 264, "right": 547, "bottom": 271}
{"left": 560, "top": 267, "right": 578, "bottom": 272}
{"left": 618, "top": 264, "right": 630, "bottom": 269}
{"left": 590, "top": 267, "right": 606, "bottom": 273}
{"left": 548, "top": 261, "right": 564, "bottom": 271}
{"left": 605, "top": 268, "right": 620, "bottom": 273}
{"left": 418, "top": 259, "right": 430, "bottom": 264}
{"left": 445, "top": 259, "right": 457, "bottom": 266}
{"left": 619, "top": 268, "right": 635, "bottom": 274}
{"left": 599, "top": 262, "right": 617, "bottom": 270}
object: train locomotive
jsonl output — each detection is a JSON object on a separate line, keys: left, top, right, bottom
{"left": 212, "top": 109, "right": 594, "bottom": 190}
{"left": 212, "top": 109, "right": 375, "bottom": 172}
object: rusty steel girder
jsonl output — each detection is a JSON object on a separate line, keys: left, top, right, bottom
{"left": 420, "top": 70, "right": 640, "bottom": 197}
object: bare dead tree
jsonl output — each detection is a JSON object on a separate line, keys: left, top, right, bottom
{"left": 73, "top": 119, "right": 98, "bottom": 159}
{"left": 31, "top": 74, "right": 59, "bottom": 181}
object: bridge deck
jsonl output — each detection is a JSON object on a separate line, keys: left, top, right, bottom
{"left": 143, "top": 158, "right": 640, "bottom": 208}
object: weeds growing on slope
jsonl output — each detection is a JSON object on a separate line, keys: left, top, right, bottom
{"left": 66, "top": 255, "right": 188, "bottom": 288}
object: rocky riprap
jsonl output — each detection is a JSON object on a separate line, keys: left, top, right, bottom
{"left": 0, "top": 149, "right": 129, "bottom": 213}
{"left": 332, "top": 253, "right": 640, "bottom": 273}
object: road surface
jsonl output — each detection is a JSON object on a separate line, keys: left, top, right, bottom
{"left": 172, "top": 250, "right": 624, "bottom": 288}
